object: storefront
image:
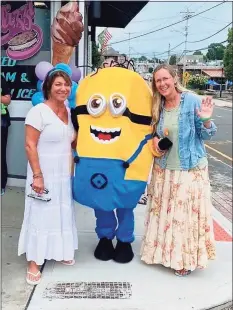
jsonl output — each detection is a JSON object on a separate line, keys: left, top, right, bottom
{"left": 1, "top": 0, "right": 148, "bottom": 187}
{"left": 1, "top": 1, "right": 87, "bottom": 187}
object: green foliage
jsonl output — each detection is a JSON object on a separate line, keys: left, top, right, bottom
{"left": 206, "top": 43, "right": 226, "bottom": 60}
{"left": 152, "top": 57, "right": 160, "bottom": 63}
{"left": 187, "top": 75, "right": 208, "bottom": 90}
{"left": 92, "top": 42, "right": 102, "bottom": 68}
{"left": 148, "top": 67, "right": 153, "bottom": 74}
{"left": 195, "top": 89, "right": 205, "bottom": 95}
{"left": 169, "top": 55, "right": 177, "bottom": 65}
{"left": 193, "top": 50, "right": 203, "bottom": 55}
{"left": 139, "top": 56, "right": 147, "bottom": 61}
{"left": 223, "top": 28, "right": 233, "bottom": 81}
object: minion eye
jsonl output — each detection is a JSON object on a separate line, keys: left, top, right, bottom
{"left": 109, "top": 93, "right": 126, "bottom": 117}
{"left": 87, "top": 94, "right": 107, "bottom": 117}
{"left": 112, "top": 98, "right": 122, "bottom": 108}
{"left": 91, "top": 99, "right": 101, "bottom": 108}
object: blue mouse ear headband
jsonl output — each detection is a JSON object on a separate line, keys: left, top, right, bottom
{"left": 48, "top": 63, "right": 72, "bottom": 79}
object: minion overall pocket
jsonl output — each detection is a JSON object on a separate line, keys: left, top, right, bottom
{"left": 72, "top": 134, "right": 152, "bottom": 211}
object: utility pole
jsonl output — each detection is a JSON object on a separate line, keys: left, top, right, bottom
{"left": 220, "top": 67, "right": 224, "bottom": 98}
{"left": 180, "top": 8, "right": 194, "bottom": 86}
{"left": 128, "top": 32, "right": 131, "bottom": 59}
{"left": 153, "top": 52, "right": 157, "bottom": 70}
{"left": 125, "top": 32, "right": 131, "bottom": 59}
{"left": 125, "top": 31, "right": 138, "bottom": 60}
{"left": 168, "top": 43, "right": 171, "bottom": 64}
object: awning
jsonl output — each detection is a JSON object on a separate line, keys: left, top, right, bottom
{"left": 202, "top": 69, "right": 225, "bottom": 78}
{"left": 88, "top": 1, "right": 148, "bottom": 28}
{"left": 206, "top": 80, "right": 220, "bottom": 85}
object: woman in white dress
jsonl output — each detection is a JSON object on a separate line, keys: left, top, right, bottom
{"left": 18, "top": 69, "right": 77, "bottom": 285}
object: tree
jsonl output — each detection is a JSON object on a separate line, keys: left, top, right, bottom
{"left": 223, "top": 28, "right": 233, "bottom": 81}
{"left": 139, "top": 56, "right": 147, "bottom": 62}
{"left": 206, "top": 43, "right": 226, "bottom": 60}
{"left": 151, "top": 57, "right": 160, "bottom": 63}
{"left": 193, "top": 50, "right": 203, "bottom": 55}
{"left": 169, "top": 55, "right": 177, "bottom": 65}
{"left": 148, "top": 67, "right": 153, "bottom": 73}
{"left": 92, "top": 42, "right": 102, "bottom": 68}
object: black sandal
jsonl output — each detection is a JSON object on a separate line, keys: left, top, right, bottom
{"left": 174, "top": 269, "right": 191, "bottom": 277}
{"left": 139, "top": 194, "right": 147, "bottom": 205}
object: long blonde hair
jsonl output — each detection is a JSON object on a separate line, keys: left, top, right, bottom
{"left": 151, "top": 64, "right": 190, "bottom": 125}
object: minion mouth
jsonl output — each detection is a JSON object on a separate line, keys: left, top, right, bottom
{"left": 90, "top": 125, "right": 121, "bottom": 144}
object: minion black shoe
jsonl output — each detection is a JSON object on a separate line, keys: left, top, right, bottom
{"left": 113, "top": 240, "right": 134, "bottom": 263}
{"left": 94, "top": 238, "right": 115, "bottom": 261}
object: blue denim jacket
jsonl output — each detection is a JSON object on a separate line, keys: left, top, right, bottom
{"left": 155, "top": 92, "right": 217, "bottom": 170}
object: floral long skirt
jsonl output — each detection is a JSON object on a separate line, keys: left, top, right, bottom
{"left": 140, "top": 164, "right": 216, "bottom": 271}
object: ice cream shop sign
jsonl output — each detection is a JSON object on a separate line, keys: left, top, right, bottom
{"left": 1, "top": 1, "right": 43, "bottom": 60}
{"left": 1, "top": 56, "right": 37, "bottom": 100}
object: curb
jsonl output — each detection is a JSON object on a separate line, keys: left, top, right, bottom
{"left": 214, "top": 102, "right": 232, "bottom": 108}
{"left": 212, "top": 207, "right": 232, "bottom": 236}
{"left": 206, "top": 301, "right": 232, "bottom": 310}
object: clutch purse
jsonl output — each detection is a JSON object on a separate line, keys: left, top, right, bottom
{"left": 27, "top": 184, "right": 51, "bottom": 202}
{"left": 158, "top": 137, "right": 173, "bottom": 151}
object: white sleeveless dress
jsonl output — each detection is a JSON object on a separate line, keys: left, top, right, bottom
{"left": 18, "top": 103, "right": 78, "bottom": 265}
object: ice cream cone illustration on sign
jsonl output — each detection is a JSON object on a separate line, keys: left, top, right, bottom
{"left": 51, "top": 1, "right": 84, "bottom": 65}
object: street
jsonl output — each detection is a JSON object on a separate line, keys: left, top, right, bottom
{"left": 206, "top": 106, "right": 232, "bottom": 222}
{"left": 207, "top": 106, "right": 232, "bottom": 158}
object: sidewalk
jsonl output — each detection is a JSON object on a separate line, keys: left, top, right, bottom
{"left": 1, "top": 186, "right": 232, "bottom": 310}
{"left": 213, "top": 98, "right": 232, "bottom": 108}
{"left": 200, "top": 96, "right": 232, "bottom": 108}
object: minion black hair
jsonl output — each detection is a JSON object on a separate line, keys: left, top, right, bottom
{"left": 91, "top": 55, "right": 135, "bottom": 77}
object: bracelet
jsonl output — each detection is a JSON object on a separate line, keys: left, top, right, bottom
{"left": 200, "top": 117, "right": 211, "bottom": 122}
{"left": 33, "top": 172, "right": 43, "bottom": 179}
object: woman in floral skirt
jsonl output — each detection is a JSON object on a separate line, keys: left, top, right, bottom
{"left": 140, "top": 64, "right": 216, "bottom": 276}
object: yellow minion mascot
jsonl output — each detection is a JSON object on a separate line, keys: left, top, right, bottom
{"left": 71, "top": 60, "right": 158, "bottom": 263}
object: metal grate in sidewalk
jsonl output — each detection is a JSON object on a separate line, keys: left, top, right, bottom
{"left": 43, "top": 281, "right": 132, "bottom": 300}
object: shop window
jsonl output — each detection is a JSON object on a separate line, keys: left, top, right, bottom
{"left": 1, "top": 1, "right": 51, "bottom": 101}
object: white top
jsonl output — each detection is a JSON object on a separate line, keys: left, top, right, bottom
{"left": 25, "top": 103, "right": 76, "bottom": 179}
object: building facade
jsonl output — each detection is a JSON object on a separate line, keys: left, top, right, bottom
{"left": 1, "top": 0, "right": 148, "bottom": 187}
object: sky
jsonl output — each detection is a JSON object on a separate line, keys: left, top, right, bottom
{"left": 96, "top": 1, "right": 232, "bottom": 60}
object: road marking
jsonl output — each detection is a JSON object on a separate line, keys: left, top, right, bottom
{"left": 208, "top": 154, "right": 233, "bottom": 169}
{"left": 205, "top": 144, "right": 233, "bottom": 162}
{"left": 209, "top": 140, "right": 232, "bottom": 145}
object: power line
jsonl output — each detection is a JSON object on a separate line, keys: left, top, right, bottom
{"left": 129, "top": 39, "right": 228, "bottom": 58}
{"left": 196, "top": 15, "right": 232, "bottom": 24}
{"left": 152, "top": 41, "right": 185, "bottom": 57}
{"left": 110, "top": 1, "right": 227, "bottom": 45}
{"left": 188, "top": 22, "right": 232, "bottom": 43}
{"left": 186, "top": 39, "right": 227, "bottom": 52}
{"left": 127, "top": 22, "right": 231, "bottom": 59}
{"left": 130, "top": 15, "right": 178, "bottom": 24}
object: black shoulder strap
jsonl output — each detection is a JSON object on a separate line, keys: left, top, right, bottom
{"left": 71, "top": 108, "right": 79, "bottom": 132}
